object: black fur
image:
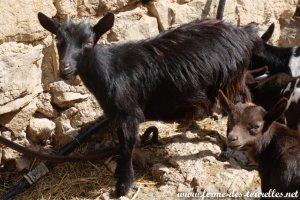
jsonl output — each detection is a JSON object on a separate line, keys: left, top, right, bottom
{"left": 250, "top": 23, "right": 300, "bottom": 76}
{"left": 38, "top": 13, "right": 261, "bottom": 196}
{"left": 247, "top": 71, "right": 300, "bottom": 130}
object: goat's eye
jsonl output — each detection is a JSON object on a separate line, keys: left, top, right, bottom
{"left": 248, "top": 125, "right": 260, "bottom": 135}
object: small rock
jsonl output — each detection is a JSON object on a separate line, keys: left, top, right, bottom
{"left": 100, "top": 192, "right": 111, "bottom": 200}
{"left": 0, "top": 101, "right": 37, "bottom": 137}
{"left": 52, "top": 92, "right": 90, "bottom": 108}
{"left": 2, "top": 147, "right": 18, "bottom": 160}
{"left": 202, "top": 184, "right": 220, "bottom": 193}
{"left": 168, "top": 157, "right": 180, "bottom": 168}
{"left": 119, "top": 196, "right": 130, "bottom": 200}
{"left": 36, "top": 93, "right": 58, "bottom": 118}
{"left": 177, "top": 183, "right": 192, "bottom": 193}
{"left": 54, "top": 119, "right": 79, "bottom": 146}
{"left": 152, "top": 163, "right": 170, "bottom": 180}
{"left": 27, "top": 118, "right": 55, "bottom": 143}
{"left": 15, "top": 157, "right": 31, "bottom": 171}
{"left": 105, "top": 156, "right": 118, "bottom": 174}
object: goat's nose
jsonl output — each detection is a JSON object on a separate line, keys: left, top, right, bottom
{"left": 61, "top": 61, "right": 71, "bottom": 71}
{"left": 228, "top": 135, "right": 238, "bottom": 142}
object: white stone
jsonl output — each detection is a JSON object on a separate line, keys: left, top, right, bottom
{"left": 0, "top": 42, "right": 43, "bottom": 115}
{"left": 27, "top": 118, "right": 56, "bottom": 143}
{"left": 0, "top": 0, "right": 56, "bottom": 42}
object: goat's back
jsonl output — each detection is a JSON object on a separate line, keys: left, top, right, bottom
{"left": 89, "top": 19, "right": 260, "bottom": 121}
{"left": 259, "top": 126, "right": 300, "bottom": 193}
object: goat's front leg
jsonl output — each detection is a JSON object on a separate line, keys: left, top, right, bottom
{"left": 115, "top": 116, "right": 139, "bottom": 197}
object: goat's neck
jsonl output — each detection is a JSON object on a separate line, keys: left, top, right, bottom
{"left": 257, "top": 122, "right": 294, "bottom": 155}
{"left": 254, "top": 44, "right": 292, "bottom": 72}
{"left": 78, "top": 46, "right": 112, "bottom": 96}
{"left": 79, "top": 45, "right": 110, "bottom": 86}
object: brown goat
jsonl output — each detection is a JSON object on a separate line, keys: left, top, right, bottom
{"left": 219, "top": 91, "right": 300, "bottom": 198}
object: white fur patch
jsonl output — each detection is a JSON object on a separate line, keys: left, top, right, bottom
{"left": 255, "top": 73, "right": 269, "bottom": 80}
{"left": 287, "top": 79, "right": 300, "bottom": 109}
{"left": 288, "top": 47, "right": 300, "bottom": 76}
{"left": 282, "top": 82, "right": 292, "bottom": 94}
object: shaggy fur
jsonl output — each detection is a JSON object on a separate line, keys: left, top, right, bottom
{"left": 38, "top": 13, "right": 261, "bottom": 196}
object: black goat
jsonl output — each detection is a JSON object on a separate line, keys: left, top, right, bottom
{"left": 38, "top": 12, "right": 260, "bottom": 196}
{"left": 250, "top": 23, "right": 300, "bottom": 77}
{"left": 219, "top": 91, "right": 300, "bottom": 199}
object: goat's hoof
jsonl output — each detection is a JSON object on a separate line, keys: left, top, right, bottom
{"left": 115, "top": 180, "right": 132, "bottom": 197}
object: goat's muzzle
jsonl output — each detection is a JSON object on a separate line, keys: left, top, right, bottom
{"left": 60, "top": 60, "right": 77, "bottom": 79}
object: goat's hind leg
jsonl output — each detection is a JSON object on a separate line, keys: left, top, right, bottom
{"left": 115, "top": 116, "right": 139, "bottom": 197}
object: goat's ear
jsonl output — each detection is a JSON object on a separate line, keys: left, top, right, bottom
{"left": 264, "top": 97, "right": 288, "bottom": 123}
{"left": 218, "top": 90, "right": 234, "bottom": 114}
{"left": 261, "top": 23, "right": 275, "bottom": 42}
{"left": 93, "top": 13, "right": 115, "bottom": 43}
{"left": 38, "top": 12, "right": 60, "bottom": 35}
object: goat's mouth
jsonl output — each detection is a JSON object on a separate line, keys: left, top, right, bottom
{"left": 60, "top": 70, "right": 77, "bottom": 80}
{"left": 227, "top": 143, "right": 243, "bottom": 150}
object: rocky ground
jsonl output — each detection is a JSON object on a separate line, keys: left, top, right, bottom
{"left": 0, "top": 115, "right": 261, "bottom": 200}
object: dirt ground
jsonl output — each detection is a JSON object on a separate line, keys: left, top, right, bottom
{"left": 0, "top": 115, "right": 260, "bottom": 200}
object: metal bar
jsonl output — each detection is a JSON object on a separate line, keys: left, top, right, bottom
{"left": 216, "top": 0, "right": 226, "bottom": 20}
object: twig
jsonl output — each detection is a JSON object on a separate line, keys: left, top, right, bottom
{"left": 131, "top": 184, "right": 141, "bottom": 200}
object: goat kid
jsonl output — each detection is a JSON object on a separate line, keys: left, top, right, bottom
{"left": 219, "top": 91, "right": 300, "bottom": 198}
{"left": 247, "top": 70, "right": 300, "bottom": 130}
{"left": 38, "top": 12, "right": 260, "bottom": 196}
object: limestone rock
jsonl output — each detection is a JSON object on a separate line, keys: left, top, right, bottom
{"left": 152, "top": 163, "right": 170, "bottom": 180}
{"left": 54, "top": 0, "right": 78, "bottom": 19}
{"left": 0, "top": 0, "right": 56, "bottom": 42}
{"left": 49, "top": 81, "right": 90, "bottom": 108}
{"left": 77, "top": 0, "right": 100, "bottom": 17}
{"left": 54, "top": 118, "right": 79, "bottom": 146}
{"left": 177, "top": 183, "right": 192, "bottom": 193}
{"left": 104, "top": 156, "right": 117, "bottom": 174}
{"left": 1, "top": 131, "right": 20, "bottom": 161}
{"left": 168, "top": 0, "right": 218, "bottom": 26}
{"left": 98, "top": 0, "right": 131, "bottom": 13}
{"left": 0, "top": 42, "right": 43, "bottom": 115}
{"left": 36, "top": 93, "right": 59, "bottom": 118}
{"left": 15, "top": 157, "right": 31, "bottom": 171}
{"left": 214, "top": 168, "right": 259, "bottom": 193}
{"left": 107, "top": 8, "right": 159, "bottom": 42}
{"left": 0, "top": 101, "right": 37, "bottom": 137}
{"left": 52, "top": 92, "right": 90, "bottom": 108}
{"left": 41, "top": 44, "right": 60, "bottom": 90}
{"left": 27, "top": 118, "right": 56, "bottom": 143}
{"left": 279, "top": 18, "right": 300, "bottom": 46}
{"left": 70, "top": 97, "right": 103, "bottom": 128}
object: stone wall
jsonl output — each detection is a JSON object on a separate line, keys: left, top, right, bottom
{"left": 0, "top": 0, "right": 299, "bottom": 168}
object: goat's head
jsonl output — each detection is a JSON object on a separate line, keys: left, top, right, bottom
{"left": 218, "top": 90, "right": 288, "bottom": 152}
{"left": 38, "top": 12, "right": 115, "bottom": 79}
